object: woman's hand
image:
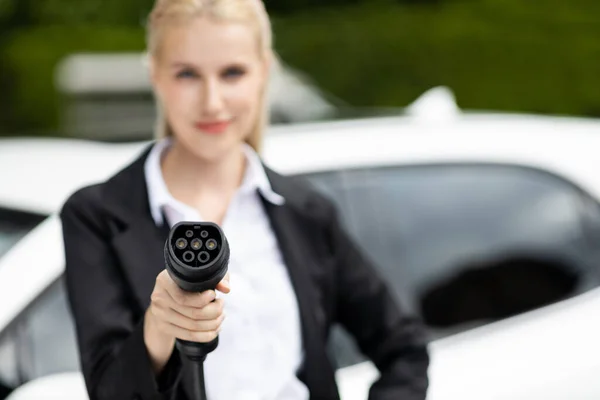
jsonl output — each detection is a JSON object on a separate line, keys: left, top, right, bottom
{"left": 143, "top": 269, "right": 230, "bottom": 375}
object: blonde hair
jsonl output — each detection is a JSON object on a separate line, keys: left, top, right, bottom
{"left": 147, "top": 0, "right": 273, "bottom": 152}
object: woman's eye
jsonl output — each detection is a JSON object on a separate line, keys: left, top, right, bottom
{"left": 176, "top": 69, "right": 198, "bottom": 79}
{"left": 222, "top": 67, "right": 245, "bottom": 80}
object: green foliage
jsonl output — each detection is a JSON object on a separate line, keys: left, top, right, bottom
{"left": 0, "top": 0, "right": 155, "bottom": 27}
{"left": 272, "top": 0, "right": 600, "bottom": 116}
{"left": 0, "top": 0, "right": 14, "bottom": 23}
{"left": 1, "top": 0, "right": 600, "bottom": 135}
{"left": 263, "top": 0, "right": 365, "bottom": 15}
{"left": 31, "top": 0, "right": 155, "bottom": 26}
{"left": 0, "top": 26, "right": 145, "bottom": 134}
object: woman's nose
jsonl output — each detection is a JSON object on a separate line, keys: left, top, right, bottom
{"left": 202, "top": 79, "right": 225, "bottom": 116}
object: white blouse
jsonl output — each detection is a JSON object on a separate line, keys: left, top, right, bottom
{"left": 144, "top": 138, "right": 308, "bottom": 400}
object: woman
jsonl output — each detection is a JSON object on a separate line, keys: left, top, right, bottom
{"left": 60, "top": 0, "right": 429, "bottom": 399}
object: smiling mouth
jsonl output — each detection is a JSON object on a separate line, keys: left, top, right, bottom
{"left": 195, "top": 120, "right": 231, "bottom": 134}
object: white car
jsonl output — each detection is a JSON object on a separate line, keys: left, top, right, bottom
{"left": 2, "top": 106, "right": 600, "bottom": 400}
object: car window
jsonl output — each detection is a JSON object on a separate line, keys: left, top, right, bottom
{"left": 0, "top": 277, "right": 80, "bottom": 391}
{"left": 0, "top": 208, "right": 44, "bottom": 258}
{"left": 300, "top": 164, "right": 600, "bottom": 368}
{"left": 0, "top": 208, "right": 46, "bottom": 393}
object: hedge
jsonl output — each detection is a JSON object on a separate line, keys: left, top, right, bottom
{"left": 272, "top": 0, "right": 600, "bottom": 114}
{"left": 0, "top": 26, "right": 146, "bottom": 134}
{"left": 1, "top": 0, "right": 599, "bottom": 136}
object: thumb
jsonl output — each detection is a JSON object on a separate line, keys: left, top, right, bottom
{"left": 216, "top": 272, "right": 230, "bottom": 293}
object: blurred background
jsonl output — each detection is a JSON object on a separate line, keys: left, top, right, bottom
{"left": 2, "top": 1, "right": 600, "bottom": 400}
{"left": 1, "top": 0, "right": 599, "bottom": 139}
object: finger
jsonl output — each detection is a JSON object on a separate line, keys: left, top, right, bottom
{"left": 153, "top": 306, "right": 225, "bottom": 332}
{"left": 216, "top": 273, "right": 230, "bottom": 294}
{"left": 170, "top": 298, "right": 225, "bottom": 321}
{"left": 188, "top": 298, "right": 224, "bottom": 321}
{"left": 156, "top": 270, "right": 185, "bottom": 302}
{"left": 166, "top": 286, "right": 217, "bottom": 308}
{"left": 162, "top": 322, "right": 220, "bottom": 343}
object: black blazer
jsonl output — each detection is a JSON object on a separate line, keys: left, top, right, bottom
{"left": 60, "top": 145, "right": 429, "bottom": 400}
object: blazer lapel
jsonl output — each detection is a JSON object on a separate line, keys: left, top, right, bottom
{"left": 111, "top": 217, "right": 170, "bottom": 309}
{"left": 100, "top": 145, "right": 171, "bottom": 310}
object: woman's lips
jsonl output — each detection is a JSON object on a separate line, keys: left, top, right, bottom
{"left": 195, "top": 120, "right": 231, "bottom": 134}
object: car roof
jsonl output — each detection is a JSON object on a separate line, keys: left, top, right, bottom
{"left": 1, "top": 113, "right": 600, "bottom": 216}
{"left": 0, "top": 138, "right": 147, "bottom": 215}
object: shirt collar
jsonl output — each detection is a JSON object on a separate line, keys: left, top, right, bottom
{"left": 144, "top": 138, "right": 285, "bottom": 226}
{"left": 239, "top": 141, "right": 286, "bottom": 206}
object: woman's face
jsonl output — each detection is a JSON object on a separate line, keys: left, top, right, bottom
{"left": 151, "top": 16, "right": 269, "bottom": 162}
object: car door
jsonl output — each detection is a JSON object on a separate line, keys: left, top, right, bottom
{"left": 300, "top": 163, "right": 600, "bottom": 370}
{"left": 0, "top": 208, "right": 46, "bottom": 399}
